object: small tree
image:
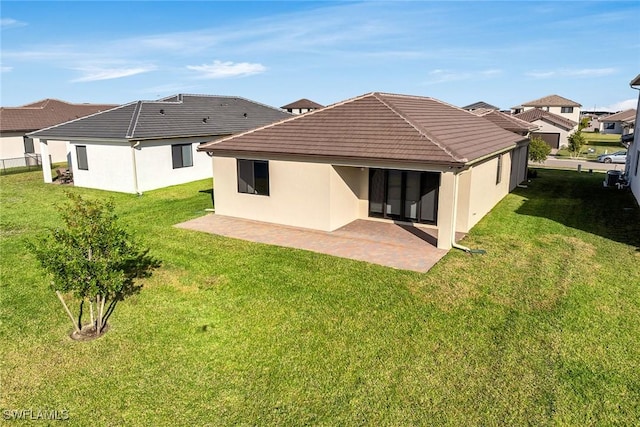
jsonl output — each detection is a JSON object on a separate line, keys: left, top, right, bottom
{"left": 28, "top": 193, "right": 160, "bottom": 339}
{"left": 567, "top": 130, "right": 586, "bottom": 158}
{"left": 528, "top": 136, "right": 552, "bottom": 163}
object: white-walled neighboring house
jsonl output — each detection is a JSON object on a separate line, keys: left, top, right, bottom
{"left": 511, "top": 94, "right": 582, "bottom": 124}
{"left": 599, "top": 109, "right": 636, "bottom": 135}
{"left": 199, "top": 92, "right": 529, "bottom": 250}
{"left": 514, "top": 108, "right": 577, "bottom": 150}
{"left": 626, "top": 75, "right": 640, "bottom": 205}
{"left": 28, "top": 94, "right": 291, "bottom": 194}
{"left": 0, "top": 99, "right": 116, "bottom": 166}
{"left": 280, "top": 98, "right": 324, "bottom": 115}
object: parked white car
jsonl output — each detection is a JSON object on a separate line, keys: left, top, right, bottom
{"left": 597, "top": 150, "right": 627, "bottom": 164}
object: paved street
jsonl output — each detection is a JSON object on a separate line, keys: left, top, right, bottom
{"left": 530, "top": 156, "right": 626, "bottom": 172}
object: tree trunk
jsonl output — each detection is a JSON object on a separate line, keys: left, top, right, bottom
{"left": 99, "top": 295, "right": 107, "bottom": 333}
{"left": 56, "top": 291, "right": 80, "bottom": 333}
{"left": 89, "top": 299, "right": 95, "bottom": 328}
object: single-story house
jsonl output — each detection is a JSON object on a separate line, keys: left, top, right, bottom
{"left": 599, "top": 109, "right": 636, "bottom": 135}
{"left": 0, "top": 99, "right": 116, "bottom": 165}
{"left": 627, "top": 75, "right": 640, "bottom": 205}
{"left": 280, "top": 98, "right": 324, "bottom": 115}
{"left": 29, "top": 94, "right": 291, "bottom": 194}
{"left": 514, "top": 108, "right": 578, "bottom": 150}
{"left": 199, "top": 92, "right": 529, "bottom": 250}
{"left": 511, "top": 94, "right": 582, "bottom": 124}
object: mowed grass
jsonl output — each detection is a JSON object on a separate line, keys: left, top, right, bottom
{"left": 1, "top": 169, "right": 639, "bottom": 425}
{"left": 556, "top": 132, "right": 625, "bottom": 159}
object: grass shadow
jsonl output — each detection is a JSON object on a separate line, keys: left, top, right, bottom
{"left": 514, "top": 168, "right": 640, "bottom": 248}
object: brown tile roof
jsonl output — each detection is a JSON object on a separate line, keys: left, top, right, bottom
{"left": 0, "top": 99, "right": 117, "bottom": 133}
{"left": 472, "top": 109, "right": 539, "bottom": 134}
{"left": 601, "top": 109, "right": 636, "bottom": 123}
{"left": 280, "top": 98, "right": 324, "bottom": 110}
{"left": 518, "top": 94, "right": 581, "bottom": 108}
{"left": 514, "top": 108, "right": 577, "bottom": 130}
{"left": 200, "top": 92, "right": 526, "bottom": 166}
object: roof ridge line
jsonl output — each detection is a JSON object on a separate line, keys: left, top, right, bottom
{"left": 126, "top": 101, "right": 144, "bottom": 139}
{"left": 373, "top": 93, "right": 467, "bottom": 163}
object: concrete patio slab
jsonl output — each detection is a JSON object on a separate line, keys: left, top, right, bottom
{"left": 175, "top": 214, "right": 453, "bottom": 272}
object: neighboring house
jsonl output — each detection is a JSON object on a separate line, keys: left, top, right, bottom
{"left": 0, "top": 99, "right": 116, "bottom": 164}
{"left": 461, "top": 101, "right": 500, "bottom": 111}
{"left": 280, "top": 99, "right": 324, "bottom": 114}
{"left": 511, "top": 94, "right": 582, "bottom": 124}
{"left": 514, "top": 108, "right": 577, "bottom": 149}
{"left": 471, "top": 109, "right": 539, "bottom": 136}
{"left": 599, "top": 109, "right": 636, "bottom": 135}
{"left": 627, "top": 75, "right": 640, "bottom": 205}
{"left": 199, "top": 92, "right": 529, "bottom": 250}
{"left": 29, "top": 94, "right": 291, "bottom": 194}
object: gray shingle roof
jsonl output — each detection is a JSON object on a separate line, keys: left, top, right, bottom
{"left": 200, "top": 92, "right": 526, "bottom": 166}
{"left": 28, "top": 94, "right": 291, "bottom": 140}
{"left": 461, "top": 101, "right": 500, "bottom": 111}
{"left": 514, "top": 108, "right": 577, "bottom": 130}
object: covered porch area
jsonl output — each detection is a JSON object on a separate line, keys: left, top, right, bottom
{"left": 176, "top": 215, "right": 465, "bottom": 273}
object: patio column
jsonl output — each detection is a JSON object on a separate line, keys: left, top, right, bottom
{"left": 436, "top": 170, "right": 456, "bottom": 250}
{"left": 39, "top": 139, "right": 53, "bottom": 183}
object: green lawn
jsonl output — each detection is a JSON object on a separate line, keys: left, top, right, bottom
{"left": 556, "top": 132, "right": 624, "bottom": 159}
{"left": 1, "top": 169, "right": 639, "bottom": 425}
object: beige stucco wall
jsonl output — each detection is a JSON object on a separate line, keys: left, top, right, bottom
{"left": 69, "top": 140, "right": 135, "bottom": 193}
{"left": 509, "top": 144, "right": 528, "bottom": 191}
{"left": 213, "top": 156, "right": 364, "bottom": 231}
{"left": 1, "top": 133, "right": 69, "bottom": 163}
{"left": 458, "top": 153, "right": 511, "bottom": 232}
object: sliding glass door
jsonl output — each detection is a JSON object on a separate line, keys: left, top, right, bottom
{"left": 368, "top": 169, "right": 439, "bottom": 224}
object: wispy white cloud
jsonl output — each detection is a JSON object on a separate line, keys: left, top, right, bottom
{"left": 596, "top": 99, "right": 637, "bottom": 112}
{"left": 1, "top": 18, "right": 27, "bottom": 29}
{"left": 1, "top": 66, "right": 12, "bottom": 73}
{"left": 72, "top": 65, "right": 157, "bottom": 82}
{"left": 424, "top": 68, "right": 502, "bottom": 85}
{"left": 138, "top": 83, "right": 199, "bottom": 96}
{"left": 186, "top": 60, "right": 266, "bottom": 79}
{"left": 525, "top": 68, "right": 616, "bottom": 79}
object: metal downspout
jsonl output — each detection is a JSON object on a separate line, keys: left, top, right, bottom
{"left": 131, "top": 141, "right": 141, "bottom": 195}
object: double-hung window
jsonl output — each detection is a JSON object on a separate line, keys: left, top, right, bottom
{"left": 172, "top": 144, "right": 193, "bottom": 169}
{"left": 237, "top": 159, "right": 269, "bottom": 196}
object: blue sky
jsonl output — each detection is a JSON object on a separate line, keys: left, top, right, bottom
{"left": 1, "top": 1, "right": 639, "bottom": 111}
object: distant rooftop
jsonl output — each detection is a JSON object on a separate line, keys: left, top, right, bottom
{"left": 0, "top": 99, "right": 117, "bottom": 133}
{"left": 281, "top": 98, "right": 324, "bottom": 110}
{"left": 601, "top": 109, "right": 636, "bottom": 124}
{"left": 461, "top": 101, "right": 500, "bottom": 111}
{"left": 517, "top": 94, "right": 581, "bottom": 108}
{"left": 514, "top": 108, "right": 577, "bottom": 130}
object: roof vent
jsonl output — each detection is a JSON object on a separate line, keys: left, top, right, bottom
{"left": 202, "top": 117, "right": 209, "bottom": 123}
{"left": 243, "top": 113, "right": 247, "bottom": 118}
{"left": 159, "top": 109, "right": 165, "bottom": 115}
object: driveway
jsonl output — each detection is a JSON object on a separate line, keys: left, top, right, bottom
{"left": 175, "top": 215, "right": 454, "bottom": 273}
